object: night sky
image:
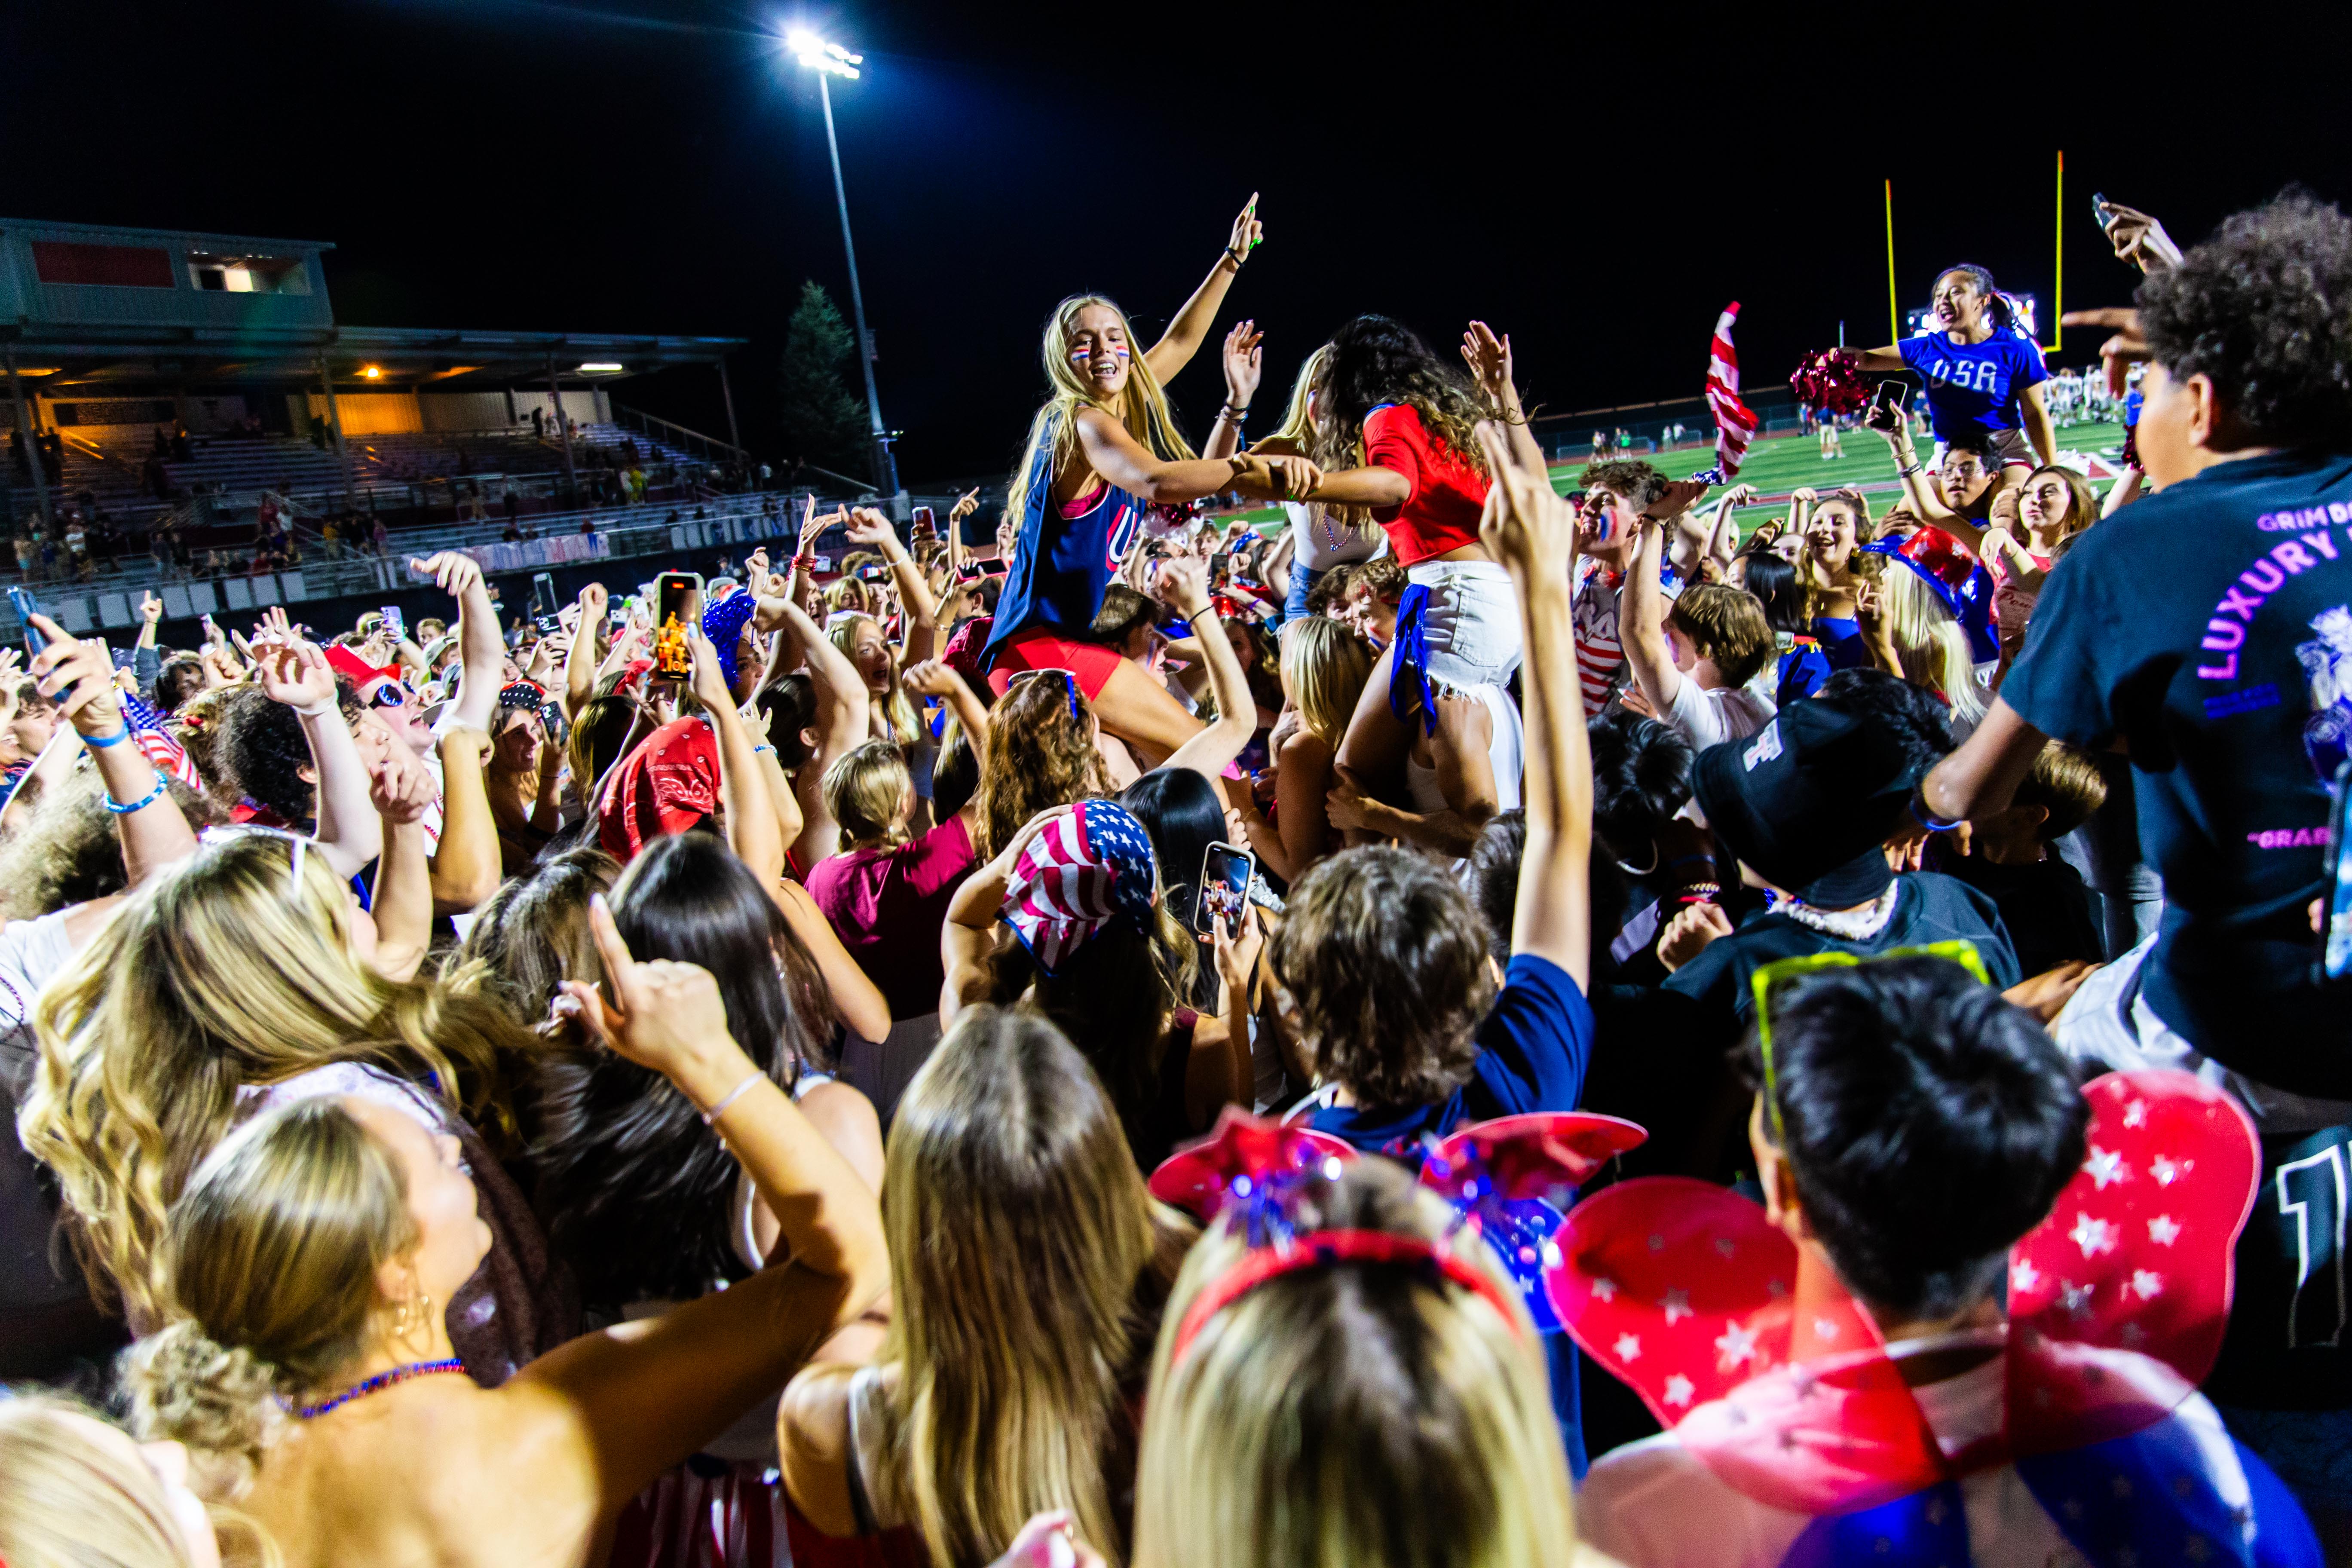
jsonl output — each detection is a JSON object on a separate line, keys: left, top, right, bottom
{"left": 6, "top": 1, "right": 2349, "bottom": 486}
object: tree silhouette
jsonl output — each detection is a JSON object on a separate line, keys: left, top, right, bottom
{"left": 776, "top": 280, "right": 868, "bottom": 478}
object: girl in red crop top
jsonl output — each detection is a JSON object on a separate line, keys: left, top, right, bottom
{"left": 1282, "top": 315, "right": 1551, "bottom": 801}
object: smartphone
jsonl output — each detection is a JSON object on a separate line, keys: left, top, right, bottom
{"left": 2322, "top": 760, "right": 2352, "bottom": 983}
{"left": 1867, "top": 378, "right": 1909, "bottom": 430}
{"left": 2092, "top": 190, "right": 2111, "bottom": 224}
{"left": 530, "top": 572, "right": 562, "bottom": 634}
{"left": 655, "top": 571, "right": 703, "bottom": 631}
{"left": 381, "top": 604, "right": 405, "bottom": 641}
{"left": 954, "top": 560, "right": 986, "bottom": 585}
{"left": 1194, "top": 840, "right": 1255, "bottom": 936}
{"left": 7, "top": 587, "right": 43, "bottom": 657}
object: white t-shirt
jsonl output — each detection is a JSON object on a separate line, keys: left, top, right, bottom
{"left": 1578, "top": 1341, "right": 2260, "bottom": 1568}
{"left": 1663, "top": 673, "right": 1774, "bottom": 751}
{"left": 0, "top": 909, "right": 81, "bottom": 1100}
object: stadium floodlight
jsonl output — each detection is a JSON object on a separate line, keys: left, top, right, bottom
{"left": 784, "top": 22, "right": 899, "bottom": 500}
{"left": 786, "top": 27, "right": 861, "bottom": 78}
{"left": 578, "top": 362, "right": 623, "bottom": 373}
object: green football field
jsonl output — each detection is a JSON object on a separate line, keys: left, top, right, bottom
{"left": 1223, "top": 419, "right": 2129, "bottom": 542}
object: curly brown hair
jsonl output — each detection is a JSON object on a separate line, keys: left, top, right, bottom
{"left": 2137, "top": 191, "right": 2352, "bottom": 447}
{"left": 1269, "top": 845, "right": 1498, "bottom": 1108}
{"left": 1580, "top": 459, "right": 1669, "bottom": 508}
{"left": 972, "top": 673, "right": 1111, "bottom": 857}
{"left": 1311, "top": 315, "right": 1494, "bottom": 481}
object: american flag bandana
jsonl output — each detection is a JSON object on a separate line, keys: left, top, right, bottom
{"left": 1001, "top": 799, "right": 1159, "bottom": 976}
{"left": 1690, "top": 301, "right": 1762, "bottom": 486}
{"left": 119, "top": 691, "right": 202, "bottom": 787}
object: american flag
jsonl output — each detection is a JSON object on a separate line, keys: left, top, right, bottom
{"left": 119, "top": 691, "right": 202, "bottom": 787}
{"left": 1001, "top": 799, "right": 1158, "bottom": 976}
{"left": 1690, "top": 301, "right": 1762, "bottom": 486}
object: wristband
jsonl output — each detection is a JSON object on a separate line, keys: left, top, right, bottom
{"left": 1907, "top": 793, "right": 1965, "bottom": 833}
{"left": 1898, "top": 461, "right": 1924, "bottom": 478}
{"left": 1223, "top": 245, "right": 1247, "bottom": 268}
{"left": 752, "top": 744, "right": 776, "bottom": 756}
{"left": 103, "top": 778, "right": 168, "bottom": 815}
{"left": 793, "top": 553, "right": 818, "bottom": 571}
{"left": 80, "top": 724, "right": 129, "bottom": 749}
{"left": 698, "top": 1069, "right": 767, "bottom": 1126}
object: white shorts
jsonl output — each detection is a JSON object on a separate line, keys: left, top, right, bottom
{"left": 1403, "top": 559, "right": 1523, "bottom": 692}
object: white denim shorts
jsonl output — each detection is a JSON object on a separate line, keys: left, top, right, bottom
{"left": 1405, "top": 559, "right": 1523, "bottom": 692}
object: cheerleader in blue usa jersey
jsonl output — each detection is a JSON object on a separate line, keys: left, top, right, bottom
{"left": 1840, "top": 262, "right": 2055, "bottom": 494}
{"left": 981, "top": 195, "right": 1318, "bottom": 760}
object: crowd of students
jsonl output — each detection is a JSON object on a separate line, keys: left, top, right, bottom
{"left": 0, "top": 187, "right": 2348, "bottom": 1568}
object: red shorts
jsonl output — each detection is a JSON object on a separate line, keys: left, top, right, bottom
{"left": 986, "top": 627, "right": 1124, "bottom": 701}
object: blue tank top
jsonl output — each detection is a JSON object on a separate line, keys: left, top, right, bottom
{"left": 981, "top": 413, "right": 1146, "bottom": 670}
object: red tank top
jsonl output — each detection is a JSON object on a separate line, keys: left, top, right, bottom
{"left": 1363, "top": 403, "right": 1489, "bottom": 566}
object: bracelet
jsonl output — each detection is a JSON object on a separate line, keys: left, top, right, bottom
{"left": 103, "top": 778, "right": 168, "bottom": 815}
{"left": 1223, "top": 245, "right": 1247, "bottom": 269}
{"left": 753, "top": 744, "right": 775, "bottom": 756}
{"left": 698, "top": 1070, "right": 766, "bottom": 1126}
{"left": 1907, "top": 793, "right": 1966, "bottom": 833}
{"left": 793, "top": 553, "right": 818, "bottom": 571}
{"left": 1898, "top": 461, "right": 1924, "bottom": 478}
{"left": 80, "top": 725, "right": 129, "bottom": 749}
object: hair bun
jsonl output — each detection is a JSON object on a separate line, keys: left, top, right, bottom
{"left": 119, "top": 1317, "right": 286, "bottom": 1487}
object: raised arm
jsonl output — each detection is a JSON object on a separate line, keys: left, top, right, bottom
{"left": 1461, "top": 322, "right": 1547, "bottom": 474}
{"left": 688, "top": 624, "right": 782, "bottom": 887}
{"left": 564, "top": 582, "right": 609, "bottom": 721}
{"left": 842, "top": 509, "right": 938, "bottom": 666}
{"left": 1201, "top": 320, "right": 1264, "bottom": 463}
{"left": 1870, "top": 417, "right": 1974, "bottom": 540}
{"left": 2018, "top": 380, "right": 2057, "bottom": 469}
{"left": 364, "top": 744, "right": 439, "bottom": 983}
{"left": 1071, "top": 406, "right": 1275, "bottom": 508}
{"left": 429, "top": 727, "right": 502, "bottom": 914}
{"left": 1620, "top": 512, "right": 1684, "bottom": 715}
{"left": 1476, "top": 423, "right": 1591, "bottom": 984}
{"left": 414, "top": 552, "right": 504, "bottom": 737}
{"left": 1142, "top": 195, "right": 1259, "bottom": 385}
{"left": 772, "top": 878, "right": 891, "bottom": 1044}
{"left": 527, "top": 900, "right": 890, "bottom": 1506}
{"left": 25, "top": 613, "right": 198, "bottom": 884}
{"left": 1918, "top": 697, "right": 2049, "bottom": 825}
{"left": 254, "top": 638, "right": 383, "bottom": 881}
{"left": 939, "top": 809, "right": 1063, "bottom": 1027}
{"left": 1148, "top": 555, "right": 1257, "bottom": 783}
{"left": 1852, "top": 346, "right": 1908, "bottom": 372}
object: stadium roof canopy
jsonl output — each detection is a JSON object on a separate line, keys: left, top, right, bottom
{"left": 0, "top": 217, "right": 742, "bottom": 391}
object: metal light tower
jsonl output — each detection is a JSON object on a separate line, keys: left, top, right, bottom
{"left": 788, "top": 27, "right": 901, "bottom": 503}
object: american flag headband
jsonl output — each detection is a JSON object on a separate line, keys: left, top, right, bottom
{"left": 1167, "top": 1227, "right": 1525, "bottom": 1369}
{"left": 199, "top": 824, "right": 312, "bottom": 902}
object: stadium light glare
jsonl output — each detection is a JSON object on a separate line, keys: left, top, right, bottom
{"left": 785, "top": 26, "right": 861, "bottom": 77}
{"left": 577, "top": 361, "right": 624, "bottom": 373}
{"left": 360, "top": 364, "right": 383, "bottom": 380}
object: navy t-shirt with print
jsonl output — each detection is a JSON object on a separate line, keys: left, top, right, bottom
{"left": 1662, "top": 873, "right": 2021, "bottom": 1048}
{"left": 1309, "top": 952, "right": 1594, "bottom": 1158}
{"left": 1899, "top": 332, "right": 2047, "bottom": 444}
{"left": 2001, "top": 450, "right": 2352, "bottom": 1095}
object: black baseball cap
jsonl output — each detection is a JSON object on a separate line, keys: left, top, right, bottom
{"left": 1691, "top": 700, "right": 1922, "bottom": 907}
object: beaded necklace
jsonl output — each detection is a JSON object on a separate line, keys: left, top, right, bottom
{"left": 294, "top": 1358, "right": 465, "bottom": 1419}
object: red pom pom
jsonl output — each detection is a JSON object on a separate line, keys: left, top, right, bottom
{"left": 1789, "top": 347, "right": 1872, "bottom": 416}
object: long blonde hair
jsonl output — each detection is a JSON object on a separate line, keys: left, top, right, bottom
{"left": 17, "top": 832, "right": 535, "bottom": 1327}
{"left": 874, "top": 1006, "right": 1193, "bottom": 1568}
{"left": 1134, "top": 1160, "right": 1581, "bottom": 1568}
{"left": 1879, "top": 562, "right": 1989, "bottom": 728}
{"left": 1264, "top": 343, "right": 1331, "bottom": 451}
{"left": 1279, "top": 615, "right": 1375, "bottom": 748}
{"left": 0, "top": 1394, "right": 265, "bottom": 1568}
{"left": 1003, "top": 295, "right": 1196, "bottom": 528}
{"left": 120, "top": 1098, "right": 418, "bottom": 1495}
{"left": 827, "top": 613, "right": 921, "bottom": 747}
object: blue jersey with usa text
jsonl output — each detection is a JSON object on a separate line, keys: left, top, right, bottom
{"left": 981, "top": 413, "right": 1146, "bottom": 668}
{"left": 1899, "top": 331, "right": 2048, "bottom": 444}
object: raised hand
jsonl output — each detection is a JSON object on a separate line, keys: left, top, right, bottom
{"left": 902, "top": 658, "right": 963, "bottom": 700}
{"left": 26, "top": 615, "right": 126, "bottom": 738}
{"left": 577, "top": 581, "right": 609, "bottom": 629}
{"left": 843, "top": 507, "right": 897, "bottom": 548}
{"left": 1473, "top": 420, "right": 1575, "bottom": 584}
{"left": 1221, "top": 318, "right": 1264, "bottom": 407}
{"left": 2060, "top": 306, "right": 2148, "bottom": 400}
{"left": 140, "top": 590, "right": 163, "bottom": 625}
{"left": 256, "top": 637, "right": 337, "bottom": 714}
{"left": 686, "top": 622, "right": 734, "bottom": 711}
{"left": 409, "top": 551, "right": 486, "bottom": 598}
{"left": 948, "top": 486, "right": 982, "bottom": 524}
{"left": 1226, "top": 192, "right": 1262, "bottom": 262}
{"left": 1461, "top": 320, "right": 1516, "bottom": 406}
{"left": 558, "top": 894, "right": 739, "bottom": 1075}
{"left": 2095, "top": 200, "right": 2182, "bottom": 274}
{"left": 1210, "top": 904, "right": 1265, "bottom": 991}
{"left": 1643, "top": 478, "right": 1712, "bottom": 521}
{"left": 368, "top": 743, "right": 438, "bottom": 825}
{"left": 1152, "top": 552, "right": 1213, "bottom": 615}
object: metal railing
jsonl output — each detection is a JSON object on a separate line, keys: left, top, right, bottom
{"left": 611, "top": 404, "right": 746, "bottom": 464}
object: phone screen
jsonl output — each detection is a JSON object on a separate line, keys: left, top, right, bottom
{"left": 655, "top": 573, "right": 703, "bottom": 634}
{"left": 530, "top": 573, "right": 562, "bottom": 634}
{"left": 954, "top": 560, "right": 986, "bottom": 585}
{"left": 2324, "top": 761, "right": 2352, "bottom": 983}
{"left": 1194, "top": 841, "right": 1255, "bottom": 935}
{"left": 381, "top": 605, "right": 405, "bottom": 641}
{"left": 8, "top": 588, "right": 43, "bottom": 657}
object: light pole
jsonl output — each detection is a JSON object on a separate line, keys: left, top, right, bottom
{"left": 787, "top": 27, "right": 901, "bottom": 504}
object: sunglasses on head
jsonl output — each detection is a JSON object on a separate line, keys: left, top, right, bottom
{"left": 1006, "top": 667, "right": 1084, "bottom": 720}
{"left": 198, "top": 824, "right": 314, "bottom": 902}
{"left": 1749, "top": 940, "right": 1991, "bottom": 1143}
